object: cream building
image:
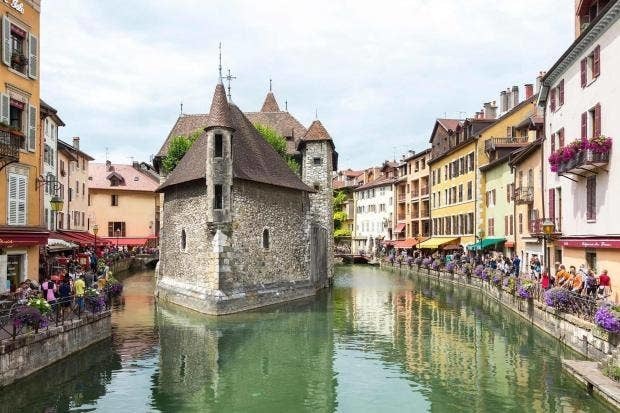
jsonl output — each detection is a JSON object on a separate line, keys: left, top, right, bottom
{"left": 88, "top": 161, "right": 159, "bottom": 246}
{"left": 57, "top": 138, "right": 93, "bottom": 231}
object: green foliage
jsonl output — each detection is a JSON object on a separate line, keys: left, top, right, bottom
{"left": 334, "top": 228, "right": 351, "bottom": 238}
{"left": 162, "top": 129, "right": 203, "bottom": 173}
{"left": 254, "top": 123, "right": 300, "bottom": 174}
{"left": 602, "top": 362, "right": 620, "bottom": 382}
{"left": 333, "top": 190, "right": 347, "bottom": 209}
{"left": 332, "top": 190, "right": 350, "bottom": 239}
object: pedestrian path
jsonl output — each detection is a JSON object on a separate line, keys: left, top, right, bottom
{"left": 562, "top": 359, "right": 620, "bottom": 410}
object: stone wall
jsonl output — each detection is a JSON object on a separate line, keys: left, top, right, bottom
{"left": 382, "top": 264, "right": 619, "bottom": 362}
{"left": 0, "top": 311, "right": 111, "bottom": 387}
{"left": 301, "top": 141, "right": 334, "bottom": 283}
{"left": 230, "top": 180, "right": 310, "bottom": 288}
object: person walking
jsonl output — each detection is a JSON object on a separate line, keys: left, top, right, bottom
{"left": 41, "top": 275, "right": 57, "bottom": 307}
{"left": 58, "top": 275, "right": 72, "bottom": 317}
{"left": 541, "top": 268, "right": 551, "bottom": 291}
{"left": 585, "top": 270, "right": 598, "bottom": 298}
{"left": 598, "top": 269, "right": 612, "bottom": 299}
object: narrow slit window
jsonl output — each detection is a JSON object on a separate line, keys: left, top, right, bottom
{"left": 262, "top": 228, "right": 270, "bottom": 249}
{"left": 181, "top": 229, "right": 187, "bottom": 251}
{"left": 214, "top": 184, "right": 223, "bottom": 210}
{"left": 214, "top": 134, "right": 223, "bottom": 158}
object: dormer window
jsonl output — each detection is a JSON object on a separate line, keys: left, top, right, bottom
{"left": 110, "top": 177, "right": 119, "bottom": 186}
{"left": 214, "top": 134, "right": 223, "bottom": 158}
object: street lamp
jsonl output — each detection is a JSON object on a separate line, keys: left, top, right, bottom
{"left": 115, "top": 229, "right": 121, "bottom": 249}
{"left": 50, "top": 195, "right": 64, "bottom": 231}
{"left": 542, "top": 218, "right": 555, "bottom": 275}
{"left": 93, "top": 224, "right": 99, "bottom": 253}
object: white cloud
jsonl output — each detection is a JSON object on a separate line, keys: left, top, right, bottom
{"left": 41, "top": 0, "right": 574, "bottom": 168}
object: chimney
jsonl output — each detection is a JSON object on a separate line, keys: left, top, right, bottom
{"left": 524, "top": 83, "right": 534, "bottom": 99}
{"left": 72, "top": 136, "right": 80, "bottom": 150}
{"left": 506, "top": 88, "right": 513, "bottom": 111}
{"left": 483, "top": 102, "right": 497, "bottom": 120}
{"left": 512, "top": 85, "right": 519, "bottom": 107}
{"left": 536, "top": 71, "right": 546, "bottom": 93}
{"left": 132, "top": 161, "right": 140, "bottom": 170}
{"left": 500, "top": 90, "right": 507, "bottom": 112}
{"left": 105, "top": 160, "right": 112, "bottom": 171}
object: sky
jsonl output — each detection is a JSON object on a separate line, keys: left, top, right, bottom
{"left": 40, "top": 0, "right": 574, "bottom": 170}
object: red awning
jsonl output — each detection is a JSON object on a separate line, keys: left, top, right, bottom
{"left": 394, "top": 223, "right": 406, "bottom": 234}
{"left": 558, "top": 238, "right": 620, "bottom": 249}
{"left": 53, "top": 230, "right": 108, "bottom": 246}
{"left": 0, "top": 228, "right": 49, "bottom": 247}
{"left": 100, "top": 237, "right": 152, "bottom": 246}
{"left": 394, "top": 238, "right": 419, "bottom": 249}
{"left": 504, "top": 241, "right": 515, "bottom": 248}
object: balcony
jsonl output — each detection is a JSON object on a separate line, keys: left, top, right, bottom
{"left": 557, "top": 150, "right": 610, "bottom": 179}
{"left": 514, "top": 186, "right": 533, "bottom": 205}
{"left": 420, "top": 186, "right": 429, "bottom": 197}
{"left": 0, "top": 129, "right": 21, "bottom": 171}
{"left": 485, "top": 136, "right": 528, "bottom": 152}
{"left": 411, "top": 188, "right": 419, "bottom": 197}
{"left": 397, "top": 194, "right": 407, "bottom": 203}
{"left": 528, "top": 218, "right": 562, "bottom": 236}
{"left": 420, "top": 209, "right": 430, "bottom": 218}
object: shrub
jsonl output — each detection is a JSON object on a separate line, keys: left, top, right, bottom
{"left": 28, "top": 297, "right": 52, "bottom": 315}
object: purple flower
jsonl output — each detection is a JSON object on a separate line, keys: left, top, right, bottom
{"left": 422, "top": 257, "right": 432, "bottom": 268}
{"left": 544, "top": 287, "right": 572, "bottom": 310}
{"left": 492, "top": 275, "right": 502, "bottom": 286}
{"left": 414, "top": 257, "right": 422, "bottom": 266}
{"left": 11, "top": 306, "right": 48, "bottom": 329}
{"left": 445, "top": 261, "right": 455, "bottom": 273}
{"left": 106, "top": 283, "right": 123, "bottom": 297}
{"left": 595, "top": 306, "right": 620, "bottom": 333}
{"left": 474, "top": 265, "right": 485, "bottom": 278}
{"left": 517, "top": 286, "right": 533, "bottom": 299}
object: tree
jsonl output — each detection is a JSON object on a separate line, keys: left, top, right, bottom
{"left": 162, "top": 129, "right": 202, "bottom": 173}
{"left": 333, "top": 190, "right": 351, "bottom": 239}
{"left": 254, "top": 123, "right": 300, "bottom": 174}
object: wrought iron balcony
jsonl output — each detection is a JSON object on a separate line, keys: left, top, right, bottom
{"left": 514, "top": 186, "right": 534, "bottom": 204}
{"left": 485, "top": 136, "right": 528, "bottom": 152}
{"left": 528, "top": 218, "right": 562, "bottom": 235}
{"left": 557, "top": 150, "right": 610, "bottom": 178}
{"left": 0, "top": 129, "right": 20, "bottom": 171}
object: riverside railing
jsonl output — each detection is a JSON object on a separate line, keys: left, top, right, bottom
{"left": 0, "top": 292, "right": 113, "bottom": 341}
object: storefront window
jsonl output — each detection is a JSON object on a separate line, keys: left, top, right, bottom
{"left": 7, "top": 255, "right": 22, "bottom": 292}
{"left": 586, "top": 251, "right": 597, "bottom": 272}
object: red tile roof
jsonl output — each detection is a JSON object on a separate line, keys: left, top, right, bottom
{"left": 260, "top": 92, "right": 281, "bottom": 112}
{"left": 205, "top": 83, "right": 234, "bottom": 130}
{"left": 89, "top": 163, "right": 159, "bottom": 192}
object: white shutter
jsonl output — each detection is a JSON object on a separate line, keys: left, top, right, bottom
{"left": 27, "top": 104, "right": 36, "bottom": 152}
{"left": 28, "top": 33, "right": 37, "bottom": 79}
{"left": 2, "top": 16, "right": 10, "bottom": 67}
{"left": 7, "top": 173, "right": 18, "bottom": 225}
{"left": 16, "top": 174, "right": 27, "bottom": 225}
{"left": 0, "top": 255, "right": 7, "bottom": 293}
{"left": 0, "top": 93, "right": 9, "bottom": 125}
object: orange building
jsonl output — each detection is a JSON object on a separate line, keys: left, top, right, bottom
{"left": 0, "top": 0, "right": 46, "bottom": 292}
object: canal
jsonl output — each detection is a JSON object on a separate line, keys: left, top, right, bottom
{"left": 1, "top": 265, "right": 614, "bottom": 412}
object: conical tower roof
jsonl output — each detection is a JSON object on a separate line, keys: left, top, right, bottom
{"left": 261, "top": 91, "right": 281, "bottom": 112}
{"left": 304, "top": 119, "right": 332, "bottom": 141}
{"left": 205, "top": 83, "right": 234, "bottom": 130}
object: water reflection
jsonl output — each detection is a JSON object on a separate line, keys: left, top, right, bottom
{"left": 2, "top": 266, "right": 613, "bottom": 412}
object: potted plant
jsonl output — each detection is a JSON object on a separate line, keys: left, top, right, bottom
{"left": 517, "top": 280, "right": 534, "bottom": 300}
{"left": 27, "top": 297, "right": 52, "bottom": 316}
{"left": 544, "top": 287, "right": 572, "bottom": 312}
{"left": 593, "top": 305, "right": 620, "bottom": 345}
{"left": 12, "top": 305, "right": 47, "bottom": 332}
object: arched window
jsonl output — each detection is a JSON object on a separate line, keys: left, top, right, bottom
{"left": 262, "top": 228, "right": 270, "bottom": 249}
{"left": 181, "top": 229, "right": 187, "bottom": 251}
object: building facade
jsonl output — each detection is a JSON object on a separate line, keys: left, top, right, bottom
{"left": 0, "top": 0, "right": 46, "bottom": 292}
{"left": 57, "top": 138, "right": 93, "bottom": 231}
{"left": 88, "top": 161, "right": 160, "bottom": 245}
{"left": 539, "top": 0, "right": 620, "bottom": 299}
{"left": 40, "top": 100, "right": 64, "bottom": 231}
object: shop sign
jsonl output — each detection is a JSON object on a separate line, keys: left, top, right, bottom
{"left": 0, "top": 236, "right": 46, "bottom": 247}
{"left": 559, "top": 238, "right": 620, "bottom": 249}
{"left": 4, "top": 0, "right": 24, "bottom": 14}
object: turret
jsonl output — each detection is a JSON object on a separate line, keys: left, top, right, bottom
{"left": 205, "top": 82, "right": 235, "bottom": 225}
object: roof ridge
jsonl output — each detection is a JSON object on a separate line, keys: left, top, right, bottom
{"left": 261, "top": 91, "right": 281, "bottom": 112}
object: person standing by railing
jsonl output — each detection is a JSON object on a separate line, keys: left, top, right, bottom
{"left": 41, "top": 276, "right": 57, "bottom": 307}
{"left": 598, "top": 269, "right": 612, "bottom": 300}
{"left": 58, "top": 275, "right": 72, "bottom": 317}
{"left": 74, "top": 275, "right": 86, "bottom": 312}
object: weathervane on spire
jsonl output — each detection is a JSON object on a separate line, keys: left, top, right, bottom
{"left": 269, "top": 77, "right": 272, "bottom": 92}
{"left": 224, "top": 69, "right": 236, "bottom": 100}
{"left": 218, "top": 42, "right": 223, "bottom": 82}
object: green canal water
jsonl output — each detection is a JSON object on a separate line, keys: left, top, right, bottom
{"left": 1, "top": 266, "right": 614, "bottom": 412}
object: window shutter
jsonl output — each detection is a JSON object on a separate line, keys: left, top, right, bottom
{"left": 581, "top": 112, "right": 588, "bottom": 138}
{"left": 593, "top": 45, "right": 600, "bottom": 78}
{"left": 580, "top": 58, "right": 587, "bottom": 87}
{"left": 558, "top": 80, "right": 564, "bottom": 106}
{"left": 28, "top": 104, "right": 36, "bottom": 152}
{"left": 559, "top": 128, "right": 565, "bottom": 148}
{"left": 551, "top": 133, "right": 556, "bottom": 154}
{"left": 506, "top": 185, "right": 510, "bottom": 202}
{"left": 505, "top": 216, "right": 508, "bottom": 235}
{"left": 7, "top": 173, "right": 17, "bottom": 225}
{"left": 0, "top": 92, "right": 9, "bottom": 125}
{"left": 28, "top": 33, "right": 38, "bottom": 79}
{"left": 587, "top": 177, "right": 596, "bottom": 220}
{"left": 492, "top": 189, "right": 496, "bottom": 205}
{"left": 594, "top": 103, "right": 601, "bottom": 137}
{"left": 550, "top": 88, "right": 556, "bottom": 112}
{"left": 1, "top": 16, "right": 9, "bottom": 67}
{"left": 548, "top": 189, "right": 556, "bottom": 220}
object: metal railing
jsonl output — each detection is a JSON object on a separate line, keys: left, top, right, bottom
{"left": 0, "top": 129, "right": 21, "bottom": 166}
{"left": 0, "top": 292, "right": 113, "bottom": 341}
{"left": 514, "top": 186, "right": 534, "bottom": 204}
{"left": 557, "top": 150, "right": 610, "bottom": 175}
{"left": 485, "top": 136, "right": 528, "bottom": 151}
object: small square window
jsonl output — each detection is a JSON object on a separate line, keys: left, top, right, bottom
{"left": 313, "top": 157, "right": 322, "bottom": 165}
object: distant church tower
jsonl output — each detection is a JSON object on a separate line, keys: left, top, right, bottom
{"left": 298, "top": 119, "right": 336, "bottom": 285}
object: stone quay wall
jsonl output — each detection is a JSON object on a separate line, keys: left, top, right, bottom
{"left": 0, "top": 311, "right": 111, "bottom": 387}
{"left": 382, "top": 264, "right": 619, "bottom": 362}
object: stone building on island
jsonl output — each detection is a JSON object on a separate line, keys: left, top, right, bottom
{"left": 155, "top": 81, "right": 336, "bottom": 315}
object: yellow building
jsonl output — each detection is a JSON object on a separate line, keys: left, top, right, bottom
{"left": 88, "top": 162, "right": 160, "bottom": 247}
{"left": 424, "top": 117, "right": 493, "bottom": 250}
{"left": 474, "top": 93, "right": 543, "bottom": 255}
{"left": 57, "top": 138, "right": 94, "bottom": 231}
{"left": 0, "top": 0, "right": 45, "bottom": 291}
